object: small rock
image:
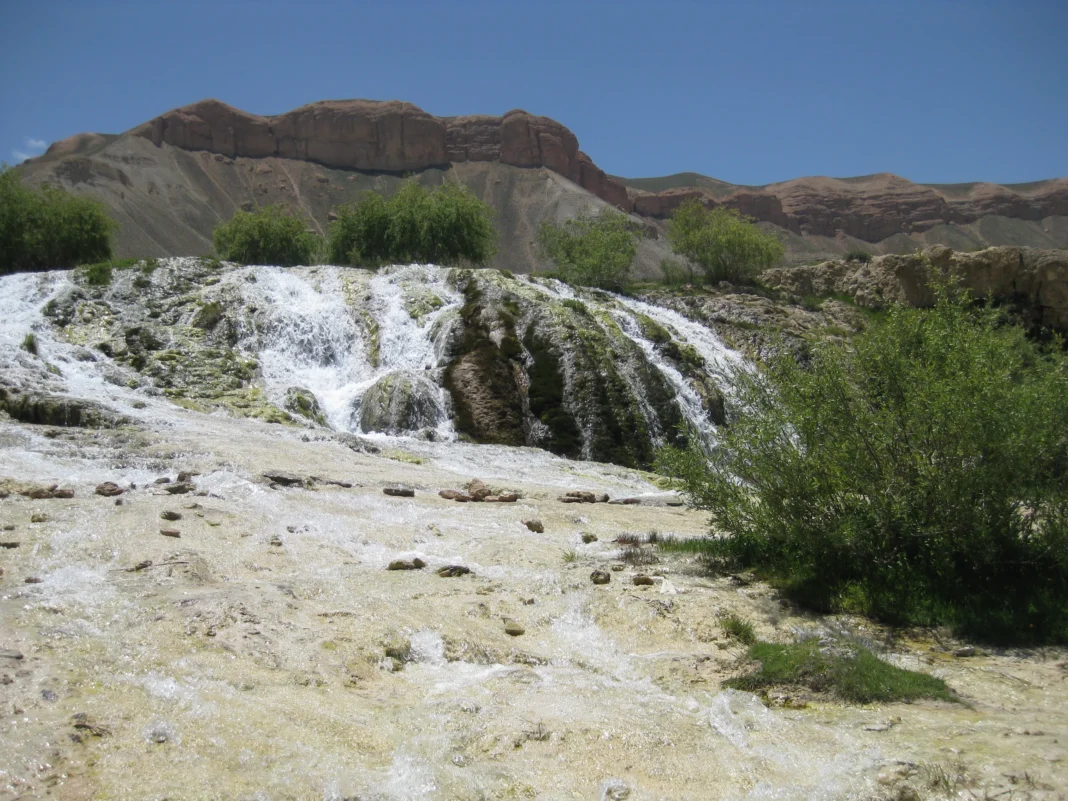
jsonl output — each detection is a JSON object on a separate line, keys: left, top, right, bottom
{"left": 262, "top": 471, "right": 307, "bottom": 488}
{"left": 30, "top": 513, "right": 50, "bottom": 523}
{"left": 159, "top": 528, "right": 181, "bottom": 538}
{"left": 51, "top": 489, "right": 74, "bottom": 499}
{"left": 177, "top": 471, "right": 200, "bottom": 483}
{"left": 524, "top": 519, "right": 544, "bottom": 533}
{"left": 558, "top": 491, "right": 597, "bottom": 504}
{"left": 610, "top": 564, "right": 625, "bottom": 572}
{"left": 581, "top": 532, "right": 598, "bottom": 544}
{"left": 504, "top": 619, "right": 525, "bottom": 636}
{"left": 24, "top": 576, "right": 44, "bottom": 584}
{"left": 439, "top": 489, "right": 472, "bottom": 502}
{"left": 383, "top": 636, "right": 411, "bottom": 662}
{"left": 163, "top": 482, "right": 194, "bottom": 495}
{"left": 467, "top": 479, "right": 491, "bottom": 501}
{"left": 596, "top": 493, "right": 610, "bottom": 503}
{"left": 590, "top": 570, "right": 611, "bottom": 585}
{"left": 268, "top": 535, "right": 283, "bottom": 547}
{"left": 160, "top": 511, "right": 182, "bottom": 521}
{"left": 94, "top": 481, "right": 124, "bottom": 497}
{"left": 2, "top": 524, "right": 14, "bottom": 530}
{"left": 608, "top": 497, "right": 641, "bottom": 505}
{"left": 953, "top": 646, "right": 976, "bottom": 657}
{"left": 41, "top": 689, "right": 58, "bottom": 702}
{"left": 383, "top": 487, "right": 415, "bottom": 498}
{"left": 154, "top": 477, "right": 171, "bottom": 485}
{"left": 437, "top": 565, "right": 472, "bottom": 578}
{"left": 0, "top": 541, "right": 19, "bottom": 549}
{"left": 0, "top": 649, "right": 24, "bottom": 660}
{"left": 632, "top": 575, "right": 655, "bottom": 586}
{"left": 114, "top": 498, "right": 123, "bottom": 506}
{"left": 494, "top": 493, "right": 519, "bottom": 503}
{"left": 387, "top": 558, "right": 426, "bottom": 571}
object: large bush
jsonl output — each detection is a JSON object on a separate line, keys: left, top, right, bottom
{"left": 328, "top": 180, "right": 496, "bottom": 267}
{"left": 537, "top": 207, "right": 638, "bottom": 291}
{"left": 666, "top": 199, "right": 783, "bottom": 284}
{"left": 660, "top": 287, "right": 1068, "bottom": 644}
{"left": 213, "top": 204, "right": 321, "bottom": 266}
{"left": 0, "top": 164, "right": 117, "bottom": 273}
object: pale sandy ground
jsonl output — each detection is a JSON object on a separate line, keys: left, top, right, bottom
{"left": 1, "top": 410, "right": 1066, "bottom": 800}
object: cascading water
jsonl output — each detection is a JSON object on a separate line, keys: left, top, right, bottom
{"left": 238, "top": 263, "right": 461, "bottom": 439}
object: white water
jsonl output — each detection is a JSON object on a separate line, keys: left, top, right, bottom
{"left": 238, "top": 264, "right": 461, "bottom": 438}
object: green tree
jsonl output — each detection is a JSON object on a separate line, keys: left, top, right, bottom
{"left": 1, "top": 164, "right": 117, "bottom": 273}
{"left": 327, "top": 179, "right": 496, "bottom": 268}
{"left": 666, "top": 199, "right": 784, "bottom": 283}
{"left": 537, "top": 207, "right": 638, "bottom": 291}
{"left": 212, "top": 204, "right": 321, "bottom": 266}
{"left": 659, "top": 286, "right": 1068, "bottom": 644}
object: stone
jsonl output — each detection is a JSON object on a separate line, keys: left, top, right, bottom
{"left": 953, "top": 646, "right": 976, "bottom": 657}
{"left": 597, "top": 493, "right": 610, "bottom": 503}
{"left": 177, "top": 471, "right": 200, "bottom": 483}
{"left": 383, "top": 636, "right": 411, "bottom": 662}
{"left": 608, "top": 498, "right": 642, "bottom": 505}
{"left": 0, "top": 387, "right": 130, "bottom": 429}
{"left": 387, "top": 558, "right": 426, "bottom": 571}
{"left": 383, "top": 487, "right": 415, "bottom": 498}
{"left": 581, "top": 533, "right": 598, "bottom": 544}
{"left": 439, "top": 489, "right": 472, "bottom": 501}
{"left": 0, "top": 541, "right": 20, "bottom": 549}
{"left": 160, "top": 510, "right": 182, "bottom": 521}
{"left": 558, "top": 491, "right": 597, "bottom": 503}
{"left": 493, "top": 493, "right": 519, "bottom": 503}
{"left": 94, "top": 481, "right": 124, "bottom": 497}
{"left": 163, "top": 482, "right": 194, "bottom": 495}
{"left": 30, "top": 513, "right": 50, "bottom": 523}
{"left": 51, "top": 488, "right": 75, "bottom": 499}
{"left": 0, "top": 649, "right": 24, "bottom": 660}
{"left": 24, "top": 576, "right": 44, "bottom": 584}
{"left": 467, "top": 479, "right": 492, "bottom": 501}
{"left": 159, "top": 528, "right": 181, "bottom": 538}
{"left": 262, "top": 471, "right": 308, "bottom": 488}
{"left": 154, "top": 477, "right": 171, "bottom": 484}
{"left": 359, "top": 373, "right": 442, "bottom": 435}
{"left": 503, "top": 619, "right": 525, "bottom": 636}
{"left": 283, "top": 387, "right": 326, "bottom": 426}
{"left": 523, "top": 519, "right": 544, "bottom": 533}
{"left": 2, "top": 524, "right": 13, "bottom": 530}
{"left": 437, "top": 565, "right": 472, "bottom": 578}
{"left": 632, "top": 575, "right": 655, "bottom": 586}
{"left": 590, "top": 570, "right": 611, "bottom": 585}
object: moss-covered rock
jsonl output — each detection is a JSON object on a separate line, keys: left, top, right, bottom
{"left": 283, "top": 387, "right": 327, "bottom": 426}
{"left": 359, "top": 373, "right": 442, "bottom": 435}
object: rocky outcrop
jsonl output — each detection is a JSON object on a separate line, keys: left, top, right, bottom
{"left": 358, "top": 373, "right": 442, "bottom": 436}
{"left": 129, "top": 99, "right": 631, "bottom": 210}
{"left": 762, "top": 245, "right": 1068, "bottom": 331}
{"left": 625, "top": 173, "right": 1068, "bottom": 242}
{"left": 0, "top": 387, "right": 130, "bottom": 428}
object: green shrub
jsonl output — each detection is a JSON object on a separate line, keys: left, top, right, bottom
{"left": 0, "top": 164, "right": 117, "bottom": 273}
{"left": 659, "top": 286, "right": 1068, "bottom": 644}
{"left": 327, "top": 180, "right": 496, "bottom": 267}
{"left": 538, "top": 208, "right": 638, "bottom": 291}
{"left": 845, "top": 249, "right": 873, "bottom": 263}
{"left": 83, "top": 261, "right": 113, "bottom": 286}
{"left": 21, "top": 332, "right": 38, "bottom": 355}
{"left": 666, "top": 199, "right": 784, "bottom": 284}
{"left": 728, "top": 639, "right": 955, "bottom": 703}
{"left": 213, "top": 204, "right": 321, "bottom": 266}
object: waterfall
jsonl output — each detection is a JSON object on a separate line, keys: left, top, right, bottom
{"left": 240, "top": 264, "right": 461, "bottom": 439}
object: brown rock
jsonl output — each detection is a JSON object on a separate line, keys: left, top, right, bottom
{"left": 94, "top": 482, "right": 124, "bottom": 497}
{"left": 632, "top": 575, "right": 655, "bottom": 586}
{"left": 160, "top": 511, "right": 182, "bottom": 521}
{"left": 439, "top": 489, "right": 471, "bottom": 501}
{"left": 437, "top": 565, "right": 472, "bottom": 578}
{"left": 590, "top": 570, "right": 611, "bottom": 585}
{"left": 523, "top": 519, "right": 544, "bottom": 533}
{"left": 467, "top": 479, "right": 492, "bottom": 500}
{"left": 383, "top": 487, "right": 415, "bottom": 498}
{"left": 30, "top": 514, "right": 50, "bottom": 523}
{"left": 503, "top": 618, "right": 525, "bottom": 636}
{"left": 51, "top": 488, "right": 74, "bottom": 499}
{"left": 163, "top": 482, "right": 194, "bottom": 495}
{"left": 0, "top": 541, "right": 20, "bottom": 549}
{"left": 159, "top": 528, "right": 181, "bottom": 538}
{"left": 493, "top": 493, "right": 519, "bottom": 503}
{"left": 559, "top": 491, "right": 597, "bottom": 504}
{"left": 387, "top": 558, "right": 426, "bottom": 571}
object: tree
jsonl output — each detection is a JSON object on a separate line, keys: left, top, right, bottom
{"left": 659, "top": 286, "right": 1068, "bottom": 644}
{"left": 537, "top": 207, "right": 638, "bottom": 291}
{"left": 1, "top": 164, "right": 117, "bottom": 273}
{"left": 212, "top": 204, "right": 321, "bottom": 266}
{"left": 327, "top": 179, "right": 496, "bottom": 268}
{"left": 666, "top": 199, "right": 783, "bottom": 284}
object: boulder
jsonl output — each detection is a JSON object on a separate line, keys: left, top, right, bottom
{"left": 523, "top": 519, "right": 544, "bottom": 533}
{"left": 503, "top": 618, "right": 525, "bottom": 636}
{"left": 590, "top": 570, "right": 611, "bottom": 585}
{"left": 0, "top": 387, "right": 129, "bottom": 429}
{"left": 358, "top": 373, "right": 442, "bottom": 436}
{"left": 283, "top": 387, "right": 326, "bottom": 426}
{"left": 94, "top": 482, "right": 124, "bottom": 497}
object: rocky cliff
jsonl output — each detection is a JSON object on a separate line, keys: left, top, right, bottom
{"left": 20, "top": 98, "right": 1068, "bottom": 266}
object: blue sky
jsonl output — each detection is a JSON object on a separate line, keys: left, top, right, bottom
{"left": 2, "top": 0, "right": 1065, "bottom": 185}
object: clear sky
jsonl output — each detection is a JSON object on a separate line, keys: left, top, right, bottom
{"left": 2, "top": 0, "right": 1065, "bottom": 185}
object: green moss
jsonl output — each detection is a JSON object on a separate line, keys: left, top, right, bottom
{"left": 727, "top": 639, "right": 956, "bottom": 704}
{"left": 523, "top": 328, "right": 582, "bottom": 458}
{"left": 192, "top": 301, "right": 225, "bottom": 331}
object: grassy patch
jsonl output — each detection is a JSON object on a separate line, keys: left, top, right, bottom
{"left": 21, "top": 332, "right": 38, "bottom": 355}
{"left": 383, "top": 449, "right": 424, "bottom": 465}
{"left": 728, "top": 639, "right": 955, "bottom": 704}
{"left": 562, "top": 549, "right": 578, "bottom": 564}
{"left": 720, "top": 613, "right": 757, "bottom": 645}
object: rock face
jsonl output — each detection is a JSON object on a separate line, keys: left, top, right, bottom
{"left": 129, "top": 99, "right": 631, "bottom": 210}
{"left": 624, "top": 173, "right": 1068, "bottom": 244}
{"left": 762, "top": 246, "right": 1068, "bottom": 331}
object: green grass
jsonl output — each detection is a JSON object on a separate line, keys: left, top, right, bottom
{"left": 721, "top": 613, "right": 757, "bottom": 645}
{"left": 654, "top": 535, "right": 720, "bottom": 554}
{"left": 562, "top": 549, "right": 578, "bottom": 564}
{"left": 21, "top": 332, "right": 38, "bottom": 355}
{"left": 727, "top": 639, "right": 955, "bottom": 704}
